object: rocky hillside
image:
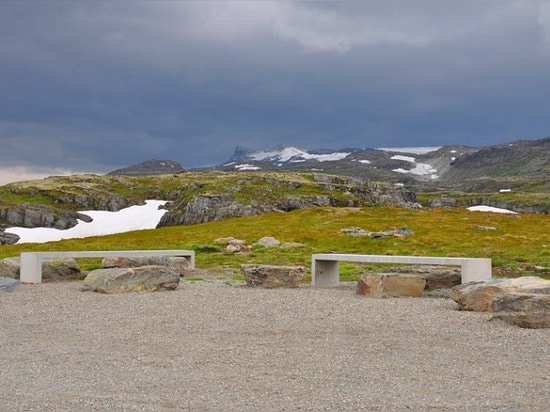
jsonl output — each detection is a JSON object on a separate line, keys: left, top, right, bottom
{"left": 0, "top": 172, "right": 418, "bottom": 244}
{"left": 108, "top": 159, "right": 185, "bottom": 176}
{"left": 216, "top": 137, "right": 549, "bottom": 191}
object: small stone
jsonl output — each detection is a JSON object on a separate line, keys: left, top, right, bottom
{"left": 255, "top": 237, "right": 281, "bottom": 248}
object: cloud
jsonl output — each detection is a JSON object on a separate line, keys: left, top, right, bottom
{"left": 0, "top": 166, "right": 77, "bottom": 186}
{"left": 0, "top": 1, "right": 549, "bottom": 175}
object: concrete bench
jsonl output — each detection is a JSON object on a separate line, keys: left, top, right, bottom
{"left": 19, "top": 250, "right": 195, "bottom": 284}
{"left": 311, "top": 253, "right": 491, "bottom": 287}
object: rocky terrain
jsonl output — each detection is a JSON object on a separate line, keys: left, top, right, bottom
{"left": 0, "top": 172, "right": 418, "bottom": 244}
{"left": 0, "top": 137, "right": 548, "bottom": 245}
{"left": 108, "top": 159, "right": 185, "bottom": 176}
{"left": 216, "top": 137, "right": 549, "bottom": 192}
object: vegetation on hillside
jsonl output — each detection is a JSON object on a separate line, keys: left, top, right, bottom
{"left": 1, "top": 206, "right": 548, "bottom": 281}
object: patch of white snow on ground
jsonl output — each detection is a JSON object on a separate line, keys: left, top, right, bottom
{"left": 235, "top": 164, "right": 261, "bottom": 171}
{"left": 391, "top": 155, "right": 416, "bottom": 162}
{"left": 5, "top": 200, "right": 168, "bottom": 244}
{"left": 467, "top": 205, "right": 517, "bottom": 214}
{"left": 390, "top": 154, "right": 438, "bottom": 178}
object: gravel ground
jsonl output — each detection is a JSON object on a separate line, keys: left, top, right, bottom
{"left": 1, "top": 280, "right": 549, "bottom": 412}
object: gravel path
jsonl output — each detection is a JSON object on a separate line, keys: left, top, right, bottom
{"left": 1, "top": 280, "right": 549, "bottom": 411}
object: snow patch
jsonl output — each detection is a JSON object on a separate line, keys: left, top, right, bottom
{"left": 250, "top": 147, "right": 350, "bottom": 162}
{"left": 5, "top": 200, "right": 168, "bottom": 244}
{"left": 467, "top": 205, "right": 517, "bottom": 214}
{"left": 235, "top": 164, "right": 261, "bottom": 171}
{"left": 391, "top": 154, "right": 438, "bottom": 178}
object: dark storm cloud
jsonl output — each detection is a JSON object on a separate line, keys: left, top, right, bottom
{"left": 1, "top": 1, "right": 549, "bottom": 183}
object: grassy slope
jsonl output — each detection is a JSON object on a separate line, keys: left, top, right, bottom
{"left": 1, "top": 206, "right": 548, "bottom": 281}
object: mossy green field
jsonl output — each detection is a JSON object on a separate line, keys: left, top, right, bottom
{"left": 1, "top": 206, "right": 548, "bottom": 281}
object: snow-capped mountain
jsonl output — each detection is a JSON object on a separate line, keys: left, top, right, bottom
{"left": 221, "top": 144, "right": 459, "bottom": 182}
{"left": 218, "top": 138, "right": 549, "bottom": 188}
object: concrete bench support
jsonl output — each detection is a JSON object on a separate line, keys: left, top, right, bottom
{"left": 19, "top": 250, "right": 195, "bottom": 284}
{"left": 311, "top": 254, "right": 491, "bottom": 287}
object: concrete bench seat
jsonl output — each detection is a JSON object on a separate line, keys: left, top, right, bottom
{"left": 311, "top": 253, "right": 491, "bottom": 287}
{"left": 19, "top": 250, "right": 195, "bottom": 284}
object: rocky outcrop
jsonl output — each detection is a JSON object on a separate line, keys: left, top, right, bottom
{"left": 159, "top": 194, "right": 261, "bottom": 226}
{"left": 82, "top": 266, "right": 180, "bottom": 293}
{"left": 0, "top": 204, "right": 81, "bottom": 229}
{"left": 356, "top": 273, "right": 426, "bottom": 297}
{"left": 108, "top": 159, "right": 185, "bottom": 176}
{"left": 241, "top": 264, "right": 304, "bottom": 288}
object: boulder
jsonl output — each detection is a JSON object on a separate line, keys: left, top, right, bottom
{"left": 385, "top": 265, "right": 461, "bottom": 289}
{"left": 0, "top": 257, "right": 81, "bottom": 281}
{"left": 240, "top": 264, "right": 304, "bottom": 288}
{"left": 82, "top": 266, "right": 180, "bottom": 293}
{"left": 101, "top": 256, "right": 192, "bottom": 276}
{"left": 491, "top": 293, "right": 550, "bottom": 329}
{"left": 356, "top": 273, "right": 426, "bottom": 297}
{"left": 255, "top": 237, "right": 281, "bottom": 248}
{"left": 0, "top": 277, "right": 19, "bottom": 292}
{"left": 452, "top": 276, "right": 550, "bottom": 312}
{"left": 42, "top": 258, "right": 81, "bottom": 282}
{"left": 213, "top": 237, "right": 249, "bottom": 253}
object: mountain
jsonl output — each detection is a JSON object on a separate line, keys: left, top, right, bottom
{"left": 108, "top": 159, "right": 185, "bottom": 176}
{"left": 217, "top": 138, "right": 549, "bottom": 191}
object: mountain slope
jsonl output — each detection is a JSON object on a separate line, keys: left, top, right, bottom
{"left": 217, "top": 138, "right": 549, "bottom": 190}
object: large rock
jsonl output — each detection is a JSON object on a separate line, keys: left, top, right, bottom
{"left": 0, "top": 277, "right": 19, "bottom": 292}
{"left": 356, "top": 273, "right": 426, "bottom": 297}
{"left": 0, "top": 257, "right": 81, "bottom": 281}
{"left": 491, "top": 293, "right": 550, "bottom": 329}
{"left": 42, "top": 258, "right": 81, "bottom": 282}
{"left": 82, "top": 266, "right": 180, "bottom": 293}
{"left": 385, "top": 265, "right": 461, "bottom": 289}
{"left": 240, "top": 264, "right": 304, "bottom": 288}
{"left": 102, "top": 256, "right": 192, "bottom": 276}
{"left": 452, "top": 276, "right": 550, "bottom": 312}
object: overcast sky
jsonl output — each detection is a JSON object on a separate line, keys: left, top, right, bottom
{"left": 1, "top": 1, "right": 549, "bottom": 184}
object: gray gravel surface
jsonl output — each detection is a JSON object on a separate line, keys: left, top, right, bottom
{"left": 1, "top": 280, "right": 549, "bottom": 411}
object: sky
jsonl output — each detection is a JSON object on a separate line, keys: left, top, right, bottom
{"left": 1, "top": 1, "right": 549, "bottom": 184}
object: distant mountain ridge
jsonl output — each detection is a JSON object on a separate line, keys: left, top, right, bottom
{"left": 103, "top": 137, "right": 549, "bottom": 192}
{"left": 216, "top": 138, "right": 549, "bottom": 189}
{"left": 108, "top": 159, "right": 185, "bottom": 176}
